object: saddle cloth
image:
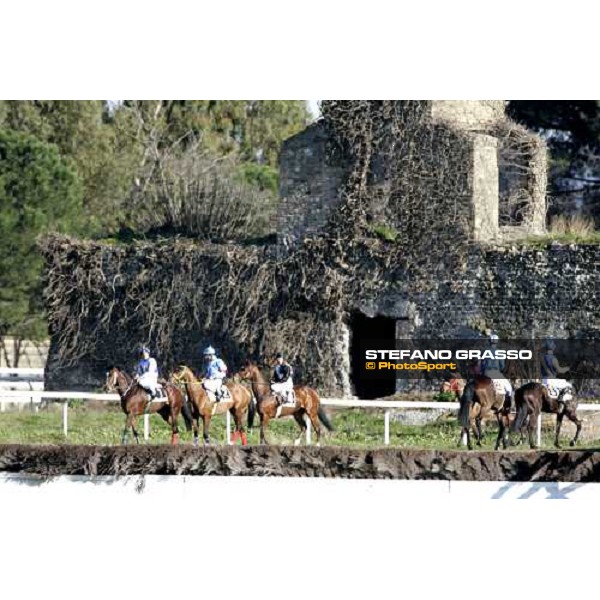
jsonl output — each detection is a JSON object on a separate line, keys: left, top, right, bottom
{"left": 147, "top": 385, "right": 168, "bottom": 402}
{"left": 206, "top": 386, "right": 232, "bottom": 404}
{"left": 492, "top": 380, "right": 506, "bottom": 395}
{"left": 276, "top": 391, "right": 296, "bottom": 405}
{"left": 545, "top": 384, "right": 572, "bottom": 400}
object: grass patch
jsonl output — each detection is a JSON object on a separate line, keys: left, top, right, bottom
{"left": 0, "top": 404, "right": 598, "bottom": 451}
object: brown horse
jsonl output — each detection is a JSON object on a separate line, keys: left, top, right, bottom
{"left": 457, "top": 375, "right": 511, "bottom": 450}
{"left": 511, "top": 381, "right": 582, "bottom": 449}
{"left": 105, "top": 367, "right": 190, "bottom": 444}
{"left": 441, "top": 375, "right": 483, "bottom": 445}
{"left": 171, "top": 365, "right": 253, "bottom": 446}
{"left": 236, "top": 360, "right": 333, "bottom": 445}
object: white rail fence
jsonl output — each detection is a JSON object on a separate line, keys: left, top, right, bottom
{"left": 1, "top": 390, "right": 599, "bottom": 447}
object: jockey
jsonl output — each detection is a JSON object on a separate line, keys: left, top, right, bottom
{"left": 541, "top": 340, "right": 572, "bottom": 411}
{"left": 201, "top": 345, "right": 227, "bottom": 402}
{"left": 480, "top": 333, "right": 513, "bottom": 405}
{"left": 270, "top": 352, "right": 295, "bottom": 404}
{"left": 134, "top": 346, "right": 159, "bottom": 399}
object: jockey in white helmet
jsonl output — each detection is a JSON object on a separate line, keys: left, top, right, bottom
{"left": 201, "top": 345, "right": 227, "bottom": 402}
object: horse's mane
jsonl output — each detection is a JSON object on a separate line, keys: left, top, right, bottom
{"left": 108, "top": 366, "right": 132, "bottom": 383}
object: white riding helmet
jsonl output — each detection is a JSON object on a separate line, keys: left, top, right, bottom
{"left": 489, "top": 333, "right": 499, "bottom": 344}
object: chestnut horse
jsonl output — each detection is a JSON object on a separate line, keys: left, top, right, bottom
{"left": 236, "top": 360, "right": 333, "bottom": 445}
{"left": 457, "top": 375, "right": 511, "bottom": 450}
{"left": 171, "top": 365, "right": 253, "bottom": 446}
{"left": 511, "top": 381, "right": 582, "bottom": 449}
{"left": 105, "top": 367, "right": 190, "bottom": 444}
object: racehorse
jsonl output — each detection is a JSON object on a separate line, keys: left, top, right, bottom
{"left": 105, "top": 367, "right": 191, "bottom": 445}
{"left": 236, "top": 360, "right": 333, "bottom": 446}
{"left": 457, "top": 375, "right": 511, "bottom": 450}
{"left": 171, "top": 365, "right": 253, "bottom": 446}
{"left": 511, "top": 381, "right": 582, "bottom": 449}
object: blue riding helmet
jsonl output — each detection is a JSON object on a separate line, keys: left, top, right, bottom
{"left": 140, "top": 346, "right": 151, "bottom": 355}
{"left": 203, "top": 345, "right": 216, "bottom": 356}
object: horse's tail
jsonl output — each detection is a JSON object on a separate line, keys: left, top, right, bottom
{"left": 458, "top": 382, "right": 474, "bottom": 428}
{"left": 318, "top": 404, "right": 334, "bottom": 432}
{"left": 511, "top": 390, "right": 529, "bottom": 433}
{"left": 248, "top": 393, "right": 256, "bottom": 430}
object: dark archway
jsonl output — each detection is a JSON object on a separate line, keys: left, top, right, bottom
{"left": 349, "top": 313, "right": 397, "bottom": 399}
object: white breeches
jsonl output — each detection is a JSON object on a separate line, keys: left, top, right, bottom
{"left": 138, "top": 373, "right": 158, "bottom": 394}
{"left": 203, "top": 379, "right": 223, "bottom": 394}
{"left": 485, "top": 370, "right": 512, "bottom": 395}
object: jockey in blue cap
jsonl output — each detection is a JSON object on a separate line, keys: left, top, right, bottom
{"left": 201, "top": 345, "right": 227, "bottom": 402}
{"left": 479, "top": 333, "right": 513, "bottom": 406}
{"left": 271, "top": 352, "right": 295, "bottom": 404}
{"left": 541, "top": 339, "right": 573, "bottom": 412}
{"left": 134, "top": 346, "right": 159, "bottom": 400}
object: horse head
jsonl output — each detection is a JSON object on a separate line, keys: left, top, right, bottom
{"left": 105, "top": 367, "right": 131, "bottom": 394}
{"left": 237, "top": 360, "right": 260, "bottom": 381}
{"left": 172, "top": 365, "right": 195, "bottom": 384}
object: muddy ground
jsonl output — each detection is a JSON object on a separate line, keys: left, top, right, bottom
{"left": 1, "top": 444, "right": 600, "bottom": 481}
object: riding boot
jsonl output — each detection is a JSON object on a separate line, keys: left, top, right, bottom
{"left": 504, "top": 392, "right": 512, "bottom": 409}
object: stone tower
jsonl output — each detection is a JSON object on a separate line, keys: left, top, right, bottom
{"left": 278, "top": 100, "right": 547, "bottom": 251}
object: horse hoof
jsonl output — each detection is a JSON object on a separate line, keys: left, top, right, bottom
{"left": 569, "top": 440, "right": 576, "bottom": 447}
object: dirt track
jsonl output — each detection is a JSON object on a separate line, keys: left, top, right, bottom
{"left": 2, "top": 444, "right": 600, "bottom": 481}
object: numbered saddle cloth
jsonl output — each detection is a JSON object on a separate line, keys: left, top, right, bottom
{"left": 146, "top": 384, "right": 168, "bottom": 403}
{"left": 207, "top": 386, "right": 231, "bottom": 403}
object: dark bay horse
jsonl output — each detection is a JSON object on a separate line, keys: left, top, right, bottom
{"left": 457, "top": 376, "right": 511, "bottom": 450}
{"left": 171, "top": 365, "right": 253, "bottom": 446}
{"left": 105, "top": 367, "right": 190, "bottom": 444}
{"left": 236, "top": 360, "right": 333, "bottom": 445}
{"left": 511, "top": 381, "right": 582, "bottom": 449}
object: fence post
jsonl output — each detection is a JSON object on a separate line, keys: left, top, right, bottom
{"left": 536, "top": 414, "right": 542, "bottom": 448}
{"left": 62, "top": 401, "right": 68, "bottom": 436}
{"left": 384, "top": 410, "right": 390, "bottom": 445}
{"left": 306, "top": 416, "right": 311, "bottom": 444}
{"left": 226, "top": 410, "right": 231, "bottom": 444}
{"left": 144, "top": 414, "right": 150, "bottom": 441}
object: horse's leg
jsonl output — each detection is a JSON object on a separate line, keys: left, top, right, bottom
{"left": 131, "top": 415, "right": 140, "bottom": 445}
{"left": 293, "top": 411, "right": 307, "bottom": 446}
{"left": 259, "top": 413, "right": 270, "bottom": 445}
{"left": 121, "top": 414, "right": 130, "bottom": 444}
{"left": 566, "top": 408, "right": 582, "bottom": 447}
{"left": 170, "top": 406, "right": 180, "bottom": 445}
{"left": 307, "top": 408, "right": 321, "bottom": 446}
{"left": 494, "top": 412, "right": 508, "bottom": 451}
{"left": 202, "top": 414, "right": 211, "bottom": 445}
{"left": 554, "top": 412, "right": 564, "bottom": 449}
{"left": 528, "top": 407, "right": 539, "bottom": 450}
{"left": 233, "top": 408, "right": 248, "bottom": 446}
{"left": 230, "top": 408, "right": 241, "bottom": 445}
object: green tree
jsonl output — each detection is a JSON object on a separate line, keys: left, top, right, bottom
{"left": 0, "top": 129, "right": 83, "bottom": 345}
{"left": 508, "top": 101, "right": 600, "bottom": 218}
{"left": 0, "top": 101, "right": 135, "bottom": 234}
